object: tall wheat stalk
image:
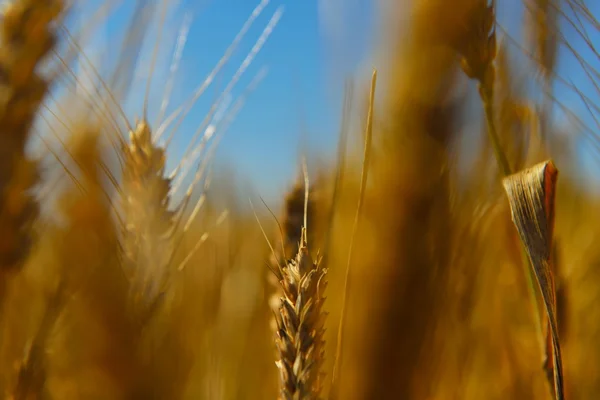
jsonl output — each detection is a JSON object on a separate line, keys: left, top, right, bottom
{"left": 458, "top": 2, "right": 559, "bottom": 395}
{"left": 330, "top": 69, "right": 376, "bottom": 400}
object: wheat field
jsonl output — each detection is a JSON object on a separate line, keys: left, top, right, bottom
{"left": 0, "top": 0, "right": 599, "bottom": 399}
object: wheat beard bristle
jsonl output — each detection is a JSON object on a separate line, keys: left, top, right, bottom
{"left": 0, "top": 0, "right": 63, "bottom": 273}
{"left": 121, "top": 120, "right": 175, "bottom": 321}
{"left": 275, "top": 227, "right": 327, "bottom": 400}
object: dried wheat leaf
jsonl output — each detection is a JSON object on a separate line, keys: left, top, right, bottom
{"left": 502, "top": 160, "right": 564, "bottom": 400}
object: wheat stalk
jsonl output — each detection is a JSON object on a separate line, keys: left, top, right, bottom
{"left": 495, "top": 40, "right": 532, "bottom": 173}
{"left": 459, "top": 0, "right": 557, "bottom": 389}
{"left": 10, "top": 280, "right": 66, "bottom": 400}
{"left": 330, "top": 69, "right": 376, "bottom": 399}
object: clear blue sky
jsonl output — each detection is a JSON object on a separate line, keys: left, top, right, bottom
{"left": 72, "top": 0, "right": 375, "bottom": 202}
{"left": 64, "top": 0, "right": 600, "bottom": 200}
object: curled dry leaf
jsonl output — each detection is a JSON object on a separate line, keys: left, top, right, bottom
{"left": 502, "top": 160, "right": 564, "bottom": 400}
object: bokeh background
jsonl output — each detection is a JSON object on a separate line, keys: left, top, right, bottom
{"left": 1, "top": 0, "right": 600, "bottom": 399}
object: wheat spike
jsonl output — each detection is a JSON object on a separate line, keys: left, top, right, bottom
{"left": 526, "top": 0, "right": 559, "bottom": 146}
{"left": 274, "top": 167, "right": 327, "bottom": 400}
{"left": 0, "top": 0, "right": 63, "bottom": 275}
{"left": 267, "top": 175, "right": 315, "bottom": 331}
{"left": 120, "top": 119, "right": 175, "bottom": 324}
{"left": 458, "top": 0, "right": 512, "bottom": 176}
{"left": 527, "top": 0, "right": 559, "bottom": 80}
{"left": 458, "top": 0, "right": 497, "bottom": 89}
{"left": 275, "top": 227, "right": 327, "bottom": 400}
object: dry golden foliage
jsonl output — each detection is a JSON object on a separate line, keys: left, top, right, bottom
{"left": 503, "top": 160, "right": 564, "bottom": 400}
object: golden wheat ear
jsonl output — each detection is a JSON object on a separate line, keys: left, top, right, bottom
{"left": 0, "top": 0, "right": 64, "bottom": 274}
{"left": 275, "top": 227, "right": 327, "bottom": 400}
{"left": 503, "top": 160, "right": 565, "bottom": 400}
{"left": 458, "top": 0, "right": 512, "bottom": 178}
{"left": 271, "top": 164, "right": 327, "bottom": 400}
{"left": 119, "top": 119, "right": 176, "bottom": 327}
{"left": 261, "top": 174, "right": 315, "bottom": 345}
{"left": 525, "top": 0, "right": 559, "bottom": 147}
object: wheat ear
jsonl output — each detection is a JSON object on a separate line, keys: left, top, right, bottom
{"left": 0, "top": 0, "right": 63, "bottom": 282}
{"left": 120, "top": 119, "right": 175, "bottom": 325}
{"left": 458, "top": 0, "right": 509, "bottom": 175}
{"left": 265, "top": 174, "right": 315, "bottom": 334}
{"left": 274, "top": 165, "right": 327, "bottom": 400}
{"left": 527, "top": 0, "right": 559, "bottom": 146}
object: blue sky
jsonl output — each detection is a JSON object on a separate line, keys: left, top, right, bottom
{"left": 68, "top": 0, "right": 375, "bottom": 202}
{"left": 498, "top": 0, "right": 600, "bottom": 191}
{"left": 59, "top": 0, "right": 600, "bottom": 201}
